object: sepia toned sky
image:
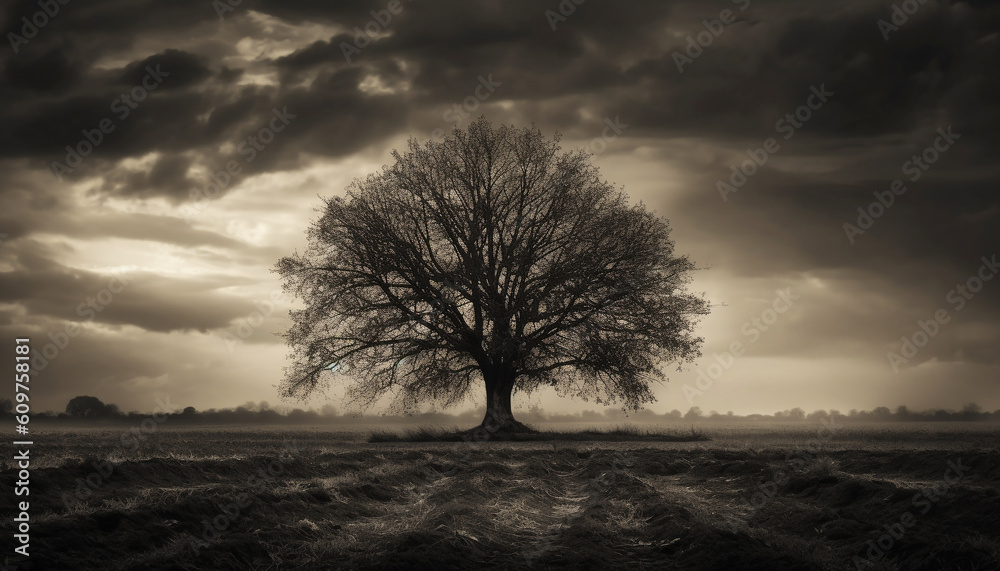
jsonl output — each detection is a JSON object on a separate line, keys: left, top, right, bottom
{"left": 1, "top": 0, "right": 997, "bottom": 416}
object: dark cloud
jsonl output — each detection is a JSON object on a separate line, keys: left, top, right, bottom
{"left": 0, "top": 0, "right": 997, "bottom": 412}
{"left": 119, "top": 49, "right": 212, "bottom": 91}
{"left": 0, "top": 47, "right": 80, "bottom": 92}
{"left": 1, "top": 0, "right": 995, "bottom": 192}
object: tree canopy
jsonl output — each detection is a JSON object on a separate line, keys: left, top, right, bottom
{"left": 65, "top": 395, "right": 117, "bottom": 418}
{"left": 276, "top": 118, "right": 709, "bottom": 429}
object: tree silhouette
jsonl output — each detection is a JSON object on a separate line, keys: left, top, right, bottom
{"left": 65, "top": 395, "right": 112, "bottom": 418}
{"left": 277, "top": 118, "right": 709, "bottom": 430}
{"left": 684, "top": 406, "right": 703, "bottom": 420}
{"left": 786, "top": 407, "right": 805, "bottom": 420}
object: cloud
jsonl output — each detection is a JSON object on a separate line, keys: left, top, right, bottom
{"left": 0, "top": 240, "right": 255, "bottom": 332}
{"left": 0, "top": 0, "right": 997, "bottom": 414}
{"left": 119, "top": 49, "right": 212, "bottom": 90}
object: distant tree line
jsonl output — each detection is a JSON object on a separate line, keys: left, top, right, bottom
{"left": 0, "top": 396, "right": 340, "bottom": 425}
{"left": 673, "top": 403, "right": 998, "bottom": 422}
{"left": 2, "top": 396, "right": 996, "bottom": 424}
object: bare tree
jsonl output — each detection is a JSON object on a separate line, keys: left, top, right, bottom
{"left": 277, "top": 118, "right": 709, "bottom": 431}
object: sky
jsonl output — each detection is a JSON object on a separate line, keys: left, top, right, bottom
{"left": 0, "top": 0, "right": 997, "bottom": 417}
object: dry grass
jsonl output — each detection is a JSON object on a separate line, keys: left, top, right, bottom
{"left": 2, "top": 424, "right": 998, "bottom": 570}
{"left": 368, "top": 424, "right": 709, "bottom": 443}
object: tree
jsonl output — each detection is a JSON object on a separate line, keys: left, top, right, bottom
{"left": 961, "top": 403, "right": 982, "bottom": 419}
{"left": 684, "top": 406, "right": 703, "bottom": 420}
{"left": 65, "top": 395, "right": 112, "bottom": 418}
{"left": 277, "top": 119, "right": 709, "bottom": 431}
{"left": 806, "top": 409, "right": 829, "bottom": 421}
{"left": 786, "top": 407, "right": 805, "bottom": 421}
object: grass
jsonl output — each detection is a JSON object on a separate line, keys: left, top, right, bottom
{"left": 4, "top": 423, "right": 998, "bottom": 570}
{"left": 367, "top": 424, "right": 710, "bottom": 443}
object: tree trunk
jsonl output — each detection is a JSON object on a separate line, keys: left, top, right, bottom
{"left": 479, "top": 365, "right": 531, "bottom": 433}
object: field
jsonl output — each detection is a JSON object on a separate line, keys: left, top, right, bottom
{"left": 3, "top": 422, "right": 998, "bottom": 570}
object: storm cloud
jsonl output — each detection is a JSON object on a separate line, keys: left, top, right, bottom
{"left": 1, "top": 0, "right": 997, "bottom": 414}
